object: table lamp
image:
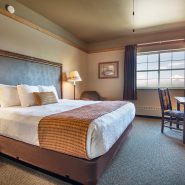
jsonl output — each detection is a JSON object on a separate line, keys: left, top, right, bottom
{"left": 68, "top": 70, "right": 82, "bottom": 100}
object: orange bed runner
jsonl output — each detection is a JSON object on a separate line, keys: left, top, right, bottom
{"left": 38, "top": 101, "right": 128, "bottom": 159}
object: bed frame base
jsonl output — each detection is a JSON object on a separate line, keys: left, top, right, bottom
{"left": 0, "top": 123, "right": 132, "bottom": 185}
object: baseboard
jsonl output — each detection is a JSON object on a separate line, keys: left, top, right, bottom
{"left": 136, "top": 115, "right": 161, "bottom": 119}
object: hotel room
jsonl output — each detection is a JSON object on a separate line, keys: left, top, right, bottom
{"left": 0, "top": 0, "right": 185, "bottom": 185}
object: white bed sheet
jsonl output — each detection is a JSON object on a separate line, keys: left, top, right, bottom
{"left": 0, "top": 99, "right": 135, "bottom": 159}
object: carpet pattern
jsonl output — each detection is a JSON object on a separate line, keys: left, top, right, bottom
{"left": 1, "top": 118, "right": 185, "bottom": 185}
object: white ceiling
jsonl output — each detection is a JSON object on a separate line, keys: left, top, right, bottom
{"left": 17, "top": 0, "right": 185, "bottom": 42}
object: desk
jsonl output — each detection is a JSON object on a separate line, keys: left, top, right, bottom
{"left": 175, "top": 97, "right": 185, "bottom": 144}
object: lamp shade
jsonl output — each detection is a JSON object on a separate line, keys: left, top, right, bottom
{"left": 68, "top": 71, "right": 82, "bottom": 82}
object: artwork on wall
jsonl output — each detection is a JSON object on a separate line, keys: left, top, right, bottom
{"left": 98, "top": 61, "right": 119, "bottom": 79}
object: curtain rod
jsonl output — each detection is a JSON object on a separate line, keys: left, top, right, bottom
{"left": 137, "top": 39, "right": 185, "bottom": 47}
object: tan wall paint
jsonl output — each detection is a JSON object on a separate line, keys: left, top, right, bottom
{"left": 87, "top": 50, "right": 124, "bottom": 100}
{"left": 0, "top": 5, "right": 184, "bottom": 116}
{"left": 88, "top": 29, "right": 185, "bottom": 53}
{"left": 134, "top": 89, "right": 184, "bottom": 116}
{"left": 0, "top": 0, "right": 87, "bottom": 49}
{"left": 0, "top": 14, "right": 87, "bottom": 99}
{"left": 87, "top": 48, "right": 185, "bottom": 116}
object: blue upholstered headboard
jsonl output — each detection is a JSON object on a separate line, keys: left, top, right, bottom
{"left": 0, "top": 50, "right": 63, "bottom": 98}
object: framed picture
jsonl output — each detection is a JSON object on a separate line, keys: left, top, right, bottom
{"left": 98, "top": 61, "right": 119, "bottom": 79}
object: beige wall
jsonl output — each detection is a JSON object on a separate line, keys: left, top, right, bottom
{"left": 87, "top": 48, "right": 185, "bottom": 117}
{"left": 86, "top": 25, "right": 185, "bottom": 117}
{"left": 1, "top": 4, "right": 184, "bottom": 117}
{"left": 88, "top": 29, "right": 185, "bottom": 53}
{"left": 134, "top": 89, "right": 184, "bottom": 116}
{"left": 0, "top": 14, "right": 87, "bottom": 99}
{"left": 87, "top": 50, "right": 124, "bottom": 100}
{"left": 0, "top": 0, "right": 87, "bottom": 49}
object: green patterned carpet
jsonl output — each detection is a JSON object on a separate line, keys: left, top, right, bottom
{"left": 0, "top": 117, "right": 185, "bottom": 185}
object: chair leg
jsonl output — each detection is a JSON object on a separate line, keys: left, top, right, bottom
{"left": 177, "top": 119, "right": 180, "bottom": 129}
{"left": 170, "top": 116, "right": 172, "bottom": 129}
{"left": 161, "top": 116, "right": 164, "bottom": 133}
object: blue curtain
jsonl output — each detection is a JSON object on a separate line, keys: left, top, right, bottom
{"left": 123, "top": 45, "right": 137, "bottom": 100}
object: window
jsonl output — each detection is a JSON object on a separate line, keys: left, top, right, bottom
{"left": 137, "top": 50, "right": 185, "bottom": 89}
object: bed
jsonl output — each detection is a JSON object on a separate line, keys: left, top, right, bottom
{"left": 0, "top": 49, "right": 135, "bottom": 185}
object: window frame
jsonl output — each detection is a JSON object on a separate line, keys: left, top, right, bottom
{"left": 137, "top": 49, "right": 185, "bottom": 90}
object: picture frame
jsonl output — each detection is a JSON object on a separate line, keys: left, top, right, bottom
{"left": 98, "top": 61, "right": 119, "bottom": 79}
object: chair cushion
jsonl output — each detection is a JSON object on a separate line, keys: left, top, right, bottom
{"left": 165, "top": 110, "right": 184, "bottom": 118}
{"left": 80, "top": 91, "right": 101, "bottom": 101}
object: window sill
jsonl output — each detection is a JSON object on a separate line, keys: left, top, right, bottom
{"left": 137, "top": 88, "right": 185, "bottom": 90}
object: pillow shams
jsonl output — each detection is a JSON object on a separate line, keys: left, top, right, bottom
{"left": 17, "top": 85, "right": 39, "bottom": 107}
{"left": 0, "top": 84, "right": 21, "bottom": 107}
{"left": 38, "top": 85, "right": 59, "bottom": 101}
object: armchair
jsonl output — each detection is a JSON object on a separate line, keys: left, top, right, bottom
{"left": 80, "top": 91, "right": 107, "bottom": 101}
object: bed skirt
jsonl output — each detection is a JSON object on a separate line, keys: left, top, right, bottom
{"left": 0, "top": 122, "right": 133, "bottom": 185}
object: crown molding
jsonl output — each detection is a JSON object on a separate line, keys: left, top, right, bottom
{"left": 87, "top": 47, "right": 124, "bottom": 54}
{"left": 2, "top": 7, "right": 184, "bottom": 55}
{"left": 87, "top": 26, "right": 185, "bottom": 53}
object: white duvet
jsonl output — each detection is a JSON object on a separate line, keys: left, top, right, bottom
{"left": 0, "top": 99, "right": 135, "bottom": 159}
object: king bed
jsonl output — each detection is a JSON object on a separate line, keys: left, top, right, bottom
{"left": 0, "top": 49, "right": 135, "bottom": 185}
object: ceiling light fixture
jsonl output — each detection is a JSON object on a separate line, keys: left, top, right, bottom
{"left": 132, "top": 0, "right": 135, "bottom": 32}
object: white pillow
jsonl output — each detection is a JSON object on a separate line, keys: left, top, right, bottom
{"left": 38, "top": 85, "right": 59, "bottom": 101}
{"left": 17, "top": 85, "right": 39, "bottom": 107}
{"left": 0, "top": 84, "right": 21, "bottom": 107}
